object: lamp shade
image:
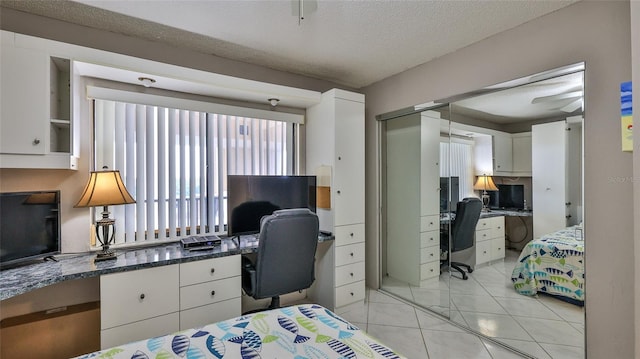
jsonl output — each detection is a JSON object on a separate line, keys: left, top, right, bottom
{"left": 473, "top": 175, "right": 498, "bottom": 191}
{"left": 75, "top": 170, "right": 135, "bottom": 207}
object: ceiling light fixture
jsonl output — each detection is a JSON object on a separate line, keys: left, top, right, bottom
{"left": 137, "top": 76, "right": 156, "bottom": 87}
{"left": 268, "top": 98, "right": 280, "bottom": 107}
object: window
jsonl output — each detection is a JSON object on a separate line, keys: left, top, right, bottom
{"left": 94, "top": 99, "right": 294, "bottom": 246}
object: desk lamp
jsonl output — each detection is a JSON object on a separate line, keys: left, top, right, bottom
{"left": 473, "top": 175, "right": 498, "bottom": 212}
{"left": 75, "top": 168, "right": 135, "bottom": 262}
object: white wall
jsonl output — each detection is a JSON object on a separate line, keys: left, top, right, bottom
{"left": 362, "top": 1, "right": 634, "bottom": 357}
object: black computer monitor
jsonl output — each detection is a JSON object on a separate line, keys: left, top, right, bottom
{"left": 227, "top": 175, "right": 316, "bottom": 236}
{"left": 440, "top": 176, "right": 460, "bottom": 212}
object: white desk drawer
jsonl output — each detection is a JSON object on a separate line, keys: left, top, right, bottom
{"left": 334, "top": 223, "right": 364, "bottom": 246}
{"left": 420, "top": 215, "right": 440, "bottom": 232}
{"left": 101, "top": 312, "right": 179, "bottom": 349}
{"left": 475, "top": 229, "right": 492, "bottom": 242}
{"left": 101, "top": 265, "right": 179, "bottom": 330}
{"left": 180, "top": 276, "right": 241, "bottom": 310}
{"left": 180, "top": 255, "right": 241, "bottom": 286}
{"left": 335, "top": 280, "right": 365, "bottom": 308}
{"left": 420, "top": 246, "right": 439, "bottom": 264}
{"left": 476, "top": 240, "right": 492, "bottom": 265}
{"left": 420, "top": 230, "right": 439, "bottom": 248}
{"left": 420, "top": 261, "right": 440, "bottom": 280}
{"left": 335, "top": 242, "right": 365, "bottom": 266}
{"left": 335, "top": 261, "right": 365, "bottom": 287}
{"left": 179, "top": 298, "right": 241, "bottom": 330}
{"left": 491, "top": 237, "right": 505, "bottom": 260}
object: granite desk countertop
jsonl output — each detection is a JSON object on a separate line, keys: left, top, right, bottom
{"left": 1, "top": 233, "right": 334, "bottom": 301}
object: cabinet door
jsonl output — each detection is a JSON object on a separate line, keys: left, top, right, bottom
{"left": 493, "top": 134, "right": 513, "bottom": 173}
{"left": 1, "top": 45, "right": 48, "bottom": 155}
{"left": 333, "top": 98, "right": 364, "bottom": 226}
{"left": 532, "top": 121, "right": 567, "bottom": 237}
{"left": 512, "top": 133, "right": 532, "bottom": 174}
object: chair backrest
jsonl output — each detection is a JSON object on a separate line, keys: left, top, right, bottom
{"left": 451, "top": 197, "right": 482, "bottom": 252}
{"left": 253, "top": 208, "right": 319, "bottom": 299}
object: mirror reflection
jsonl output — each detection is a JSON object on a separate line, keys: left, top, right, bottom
{"left": 380, "top": 64, "right": 585, "bottom": 358}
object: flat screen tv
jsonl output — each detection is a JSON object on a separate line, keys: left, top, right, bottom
{"left": 0, "top": 191, "right": 61, "bottom": 269}
{"left": 227, "top": 175, "right": 316, "bottom": 236}
{"left": 489, "top": 184, "right": 525, "bottom": 210}
{"left": 440, "top": 177, "right": 460, "bottom": 212}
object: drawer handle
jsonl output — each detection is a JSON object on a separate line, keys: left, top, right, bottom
{"left": 139, "top": 293, "right": 145, "bottom": 300}
{"left": 211, "top": 290, "right": 216, "bottom": 296}
{"left": 337, "top": 190, "right": 341, "bottom": 194}
{"left": 430, "top": 269, "right": 434, "bottom": 272}
{"left": 350, "top": 233, "right": 354, "bottom": 237}
{"left": 429, "top": 222, "right": 434, "bottom": 226}
{"left": 430, "top": 253, "right": 434, "bottom": 257}
{"left": 483, "top": 251, "right": 487, "bottom": 254}
{"left": 33, "top": 138, "right": 41, "bottom": 145}
{"left": 210, "top": 268, "right": 215, "bottom": 274}
{"left": 350, "top": 272, "right": 354, "bottom": 277}
{"left": 338, "top": 156, "right": 342, "bottom": 160}
{"left": 350, "top": 253, "right": 354, "bottom": 257}
{"left": 350, "top": 292, "right": 354, "bottom": 296}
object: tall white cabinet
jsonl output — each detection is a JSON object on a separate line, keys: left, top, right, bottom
{"left": 306, "top": 89, "right": 365, "bottom": 312}
{"left": 385, "top": 111, "right": 441, "bottom": 287}
{"left": 532, "top": 118, "right": 583, "bottom": 238}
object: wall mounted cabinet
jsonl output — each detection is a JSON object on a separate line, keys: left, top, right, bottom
{"left": 0, "top": 31, "right": 78, "bottom": 169}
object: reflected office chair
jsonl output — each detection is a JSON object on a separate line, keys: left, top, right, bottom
{"left": 241, "top": 208, "right": 319, "bottom": 311}
{"left": 441, "top": 197, "right": 482, "bottom": 280}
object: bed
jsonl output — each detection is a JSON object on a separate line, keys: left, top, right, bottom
{"left": 511, "top": 225, "right": 584, "bottom": 305}
{"left": 75, "top": 304, "right": 405, "bottom": 359}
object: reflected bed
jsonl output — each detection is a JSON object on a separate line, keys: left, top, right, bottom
{"left": 511, "top": 225, "right": 584, "bottom": 305}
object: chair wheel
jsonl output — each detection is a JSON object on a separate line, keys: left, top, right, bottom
{"left": 462, "top": 273, "right": 468, "bottom": 280}
{"left": 468, "top": 268, "right": 474, "bottom": 273}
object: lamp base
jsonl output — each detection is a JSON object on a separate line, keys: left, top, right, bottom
{"left": 94, "top": 250, "right": 117, "bottom": 262}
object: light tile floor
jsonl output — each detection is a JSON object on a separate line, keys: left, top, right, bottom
{"left": 369, "top": 249, "right": 584, "bottom": 358}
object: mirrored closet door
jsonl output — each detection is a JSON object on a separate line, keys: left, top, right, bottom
{"left": 379, "top": 63, "right": 586, "bottom": 358}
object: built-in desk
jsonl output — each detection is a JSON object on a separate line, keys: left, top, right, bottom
{"left": 1, "top": 234, "right": 334, "bottom": 349}
{"left": 0, "top": 233, "right": 334, "bottom": 301}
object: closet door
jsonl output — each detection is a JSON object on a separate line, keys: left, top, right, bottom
{"left": 532, "top": 121, "right": 567, "bottom": 238}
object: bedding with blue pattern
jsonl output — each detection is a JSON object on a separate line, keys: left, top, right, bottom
{"left": 511, "top": 225, "right": 585, "bottom": 304}
{"left": 75, "top": 304, "right": 405, "bottom": 359}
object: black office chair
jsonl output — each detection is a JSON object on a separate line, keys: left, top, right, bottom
{"left": 441, "top": 197, "right": 482, "bottom": 280}
{"left": 241, "top": 208, "right": 319, "bottom": 310}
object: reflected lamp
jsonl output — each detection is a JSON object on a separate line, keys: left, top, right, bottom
{"left": 75, "top": 168, "right": 135, "bottom": 262}
{"left": 473, "top": 175, "right": 498, "bottom": 212}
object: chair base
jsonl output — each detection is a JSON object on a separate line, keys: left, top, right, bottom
{"left": 441, "top": 260, "right": 473, "bottom": 280}
{"left": 242, "top": 296, "right": 281, "bottom": 315}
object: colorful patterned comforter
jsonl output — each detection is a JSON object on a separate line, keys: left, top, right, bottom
{"left": 511, "top": 225, "right": 585, "bottom": 303}
{"left": 76, "top": 304, "right": 405, "bottom": 359}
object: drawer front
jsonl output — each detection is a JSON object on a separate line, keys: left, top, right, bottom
{"left": 335, "top": 262, "right": 365, "bottom": 287}
{"left": 180, "top": 298, "right": 241, "bottom": 330}
{"left": 475, "top": 240, "right": 492, "bottom": 265}
{"left": 334, "top": 223, "right": 365, "bottom": 246}
{"left": 491, "top": 237, "right": 505, "bottom": 260}
{"left": 420, "top": 230, "right": 439, "bottom": 248}
{"left": 101, "top": 312, "right": 179, "bottom": 350}
{"left": 476, "top": 217, "right": 493, "bottom": 230}
{"left": 420, "top": 215, "right": 440, "bottom": 232}
{"left": 335, "top": 280, "right": 366, "bottom": 308}
{"left": 101, "top": 265, "right": 179, "bottom": 329}
{"left": 420, "top": 261, "right": 440, "bottom": 280}
{"left": 180, "top": 276, "right": 241, "bottom": 310}
{"left": 420, "top": 245, "right": 439, "bottom": 264}
{"left": 491, "top": 222, "right": 505, "bottom": 239}
{"left": 335, "top": 242, "right": 365, "bottom": 267}
{"left": 180, "top": 255, "right": 241, "bottom": 286}
{"left": 475, "top": 229, "right": 492, "bottom": 243}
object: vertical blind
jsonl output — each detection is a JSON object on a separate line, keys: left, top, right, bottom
{"left": 440, "top": 140, "right": 475, "bottom": 199}
{"left": 94, "top": 99, "right": 291, "bottom": 245}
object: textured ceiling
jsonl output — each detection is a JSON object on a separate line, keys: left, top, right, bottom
{"left": 2, "top": 0, "right": 578, "bottom": 88}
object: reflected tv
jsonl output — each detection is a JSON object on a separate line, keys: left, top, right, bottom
{"left": 227, "top": 175, "right": 316, "bottom": 236}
